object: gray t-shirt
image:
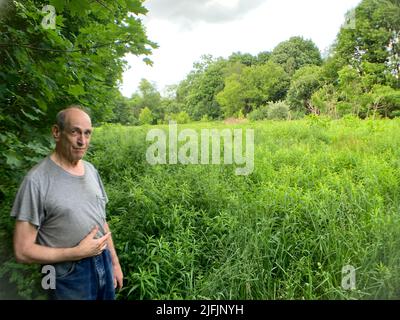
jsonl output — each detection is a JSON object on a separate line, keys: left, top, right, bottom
{"left": 10, "top": 156, "right": 108, "bottom": 248}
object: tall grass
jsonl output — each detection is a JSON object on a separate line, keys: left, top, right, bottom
{"left": 87, "top": 117, "right": 400, "bottom": 300}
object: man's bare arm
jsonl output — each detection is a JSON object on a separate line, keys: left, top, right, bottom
{"left": 13, "top": 221, "right": 111, "bottom": 264}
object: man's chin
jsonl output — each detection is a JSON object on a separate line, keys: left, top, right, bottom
{"left": 72, "top": 148, "right": 86, "bottom": 156}
{"left": 71, "top": 153, "right": 86, "bottom": 161}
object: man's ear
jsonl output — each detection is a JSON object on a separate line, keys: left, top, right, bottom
{"left": 52, "top": 125, "right": 61, "bottom": 141}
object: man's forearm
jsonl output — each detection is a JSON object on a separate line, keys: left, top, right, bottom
{"left": 15, "top": 243, "right": 82, "bottom": 264}
{"left": 104, "top": 222, "right": 120, "bottom": 266}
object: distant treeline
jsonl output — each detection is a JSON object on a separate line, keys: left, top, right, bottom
{"left": 116, "top": 0, "right": 399, "bottom": 125}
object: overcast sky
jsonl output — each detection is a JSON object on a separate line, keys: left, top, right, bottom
{"left": 120, "top": 0, "right": 362, "bottom": 98}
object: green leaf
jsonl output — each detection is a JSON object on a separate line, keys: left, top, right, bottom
{"left": 68, "top": 85, "right": 85, "bottom": 97}
{"left": 143, "top": 58, "right": 153, "bottom": 66}
{"left": 4, "top": 151, "right": 23, "bottom": 168}
{"left": 49, "top": 0, "right": 66, "bottom": 12}
{"left": 69, "top": 0, "right": 90, "bottom": 16}
{"left": 35, "top": 99, "right": 48, "bottom": 112}
{"left": 126, "top": 0, "right": 148, "bottom": 14}
{"left": 21, "top": 109, "right": 39, "bottom": 121}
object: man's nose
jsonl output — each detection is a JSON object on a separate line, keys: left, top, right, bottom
{"left": 76, "top": 134, "right": 85, "bottom": 146}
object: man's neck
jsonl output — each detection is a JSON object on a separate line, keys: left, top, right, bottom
{"left": 51, "top": 151, "right": 84, "bottom": 176}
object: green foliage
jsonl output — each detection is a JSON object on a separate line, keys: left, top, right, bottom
{"left": 83, "top": 119, "right": 400, "bottom": 300}
{"left": 248, "top": 101, "right": 290, "bottom": 121}
{"left": 200, "top": 115, "right": 211, "bottom": 122}
{"left": 334, "top": 0, "right": 400, "bottom": 88}
{"left": 139, "top": 107, "right": 154, "bottom": 125}
{"left": 0, "top": 0, "right": 155, "bottom": 297}
{"left": 311, "top": 85, "right": 339, "bottom": 118}
{"left": 177, "top": 55, "right": 226, "bottom": 121}
{"left": 217, "top": 61, "right": 290, "bottom": 117}
{"left": 267, "top": 101, "right": 290, "bottom": 120}
{"left": 138, "top": 80, "right": 163, "bottom": 120}
{"left": 228, "top": 52, "right": 258, "bottom": 66}
{"left": 270, "top": 36, "right": 322, "bottom": 76}
{"left": 370, "top": 85, "right": 400, "bottom": 117}
{"left": 175, "top": 111, "right": 191, "bottom": 124}
{"left": 2, "top": 0, "right": 400, "bottom": 300}
{"left": 287, "top": 65, "right": 325, "bottom": 112}
{"left": 247, "top": 106, "right": 270, "bottom": 121}
{"left": 165, "top": 111, "right": 191, "bottom": 124}
{"left": 111, "top": 94, "right": 135, "bottom": 125}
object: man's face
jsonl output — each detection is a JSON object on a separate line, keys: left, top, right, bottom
{"left": 54, "top": 109, "right": 93, "bottom": 162}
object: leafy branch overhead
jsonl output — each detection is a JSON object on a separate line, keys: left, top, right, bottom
{"left": 0, "top": 0, "right": 157, "bottom": 219}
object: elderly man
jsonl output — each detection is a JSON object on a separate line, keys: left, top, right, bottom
{"left": 11, "top": 106, "right": 123, "bottom": 300}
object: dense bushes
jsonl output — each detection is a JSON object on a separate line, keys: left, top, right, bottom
{"left": 247, "top": 101, "right": 290, "bottom": 121}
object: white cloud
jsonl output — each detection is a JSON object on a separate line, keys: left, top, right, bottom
{"left": 121, "top": 0, "right": 362, "bottom": 97}
{"left": 146, "top": 0, "right": 265, "bottom": 24}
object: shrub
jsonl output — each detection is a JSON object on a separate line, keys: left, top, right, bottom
{"left": 139, "top": 107, "right": 154, "bottom": 125}
{"left": 165, "top": 111, "right": 191, "bottom": 124}
{"left": 267, "top": 101, "right": 290, "bottom": 120}
{"left": 247, "top": 106, "right": 269, "bottom": 121}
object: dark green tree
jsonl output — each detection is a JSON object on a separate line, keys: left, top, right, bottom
{"left": 270, "top": 36, "right": 322, "bottom": 76}
{"left": 334, "top": 0, "right": 400, "bottom": 88}
{"left": 136, "top": 79, "right": 163, "bottom": 123}
{"left": 217, "top": 61, "right": 290, "bottom": 116}
{"left": 177, "top": 55, "right": 227, "bottom": 120}
{"left": 287, "top": 65, "right": 325, "bottom": 112}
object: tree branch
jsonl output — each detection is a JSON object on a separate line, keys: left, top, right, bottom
{"left": 0, "top": 40, "right": 132, "bottom": 53}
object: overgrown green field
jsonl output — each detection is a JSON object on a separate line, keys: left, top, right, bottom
{"left": 85, "top": 116, "right": 400, "bottom": 299}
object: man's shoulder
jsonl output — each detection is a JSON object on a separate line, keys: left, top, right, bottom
{"left": 83, "top": 160, "right": 98, "bottom": 173}
{"left": 17, "top": 156, "right": 52, "bottom": 190}
{"left": 25, "top": 156, "right": 52, "bottom": 179}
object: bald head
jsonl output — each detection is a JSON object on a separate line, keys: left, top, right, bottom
{"left": 52, "top": 106, "right": 93, "bottom": 164}
{"left": 56, "top": 106, "right": 91, "bottom": 131}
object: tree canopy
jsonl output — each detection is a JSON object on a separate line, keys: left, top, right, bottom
{"left": 0, "top": 0, "right": 156, "bottom": 222}
{"left": 270, "top": 36, "right": 322, "bottom": 76}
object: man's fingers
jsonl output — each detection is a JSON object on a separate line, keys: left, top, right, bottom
{"left": 87, "top": 225, "right": 99, "bottom": 238}
{"left": 98, "top": 232, "right": 111, "bottom": 244}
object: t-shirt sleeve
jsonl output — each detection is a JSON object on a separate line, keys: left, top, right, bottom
{"left": 10, "top": 175, "right": 44, "bottom": 227}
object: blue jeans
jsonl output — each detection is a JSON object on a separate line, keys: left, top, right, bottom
{"left": 49, "top": 249, "right": 115, "bottom": 300}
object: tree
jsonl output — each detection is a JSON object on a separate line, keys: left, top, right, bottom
{"left": 128, "top": 79, "right": 163, "bottom": 124}
{"left": 137, "top": 79, "right": 162, "bottom": 121}
{"left": 217, "top": 61, "right": 290, "bottom": 117}
{"left": 311, "top": 84, "right": 339, "bottom": 118}
{"left": 0, "top": 0, "right": 156, "bottom": 192}
{"left": 370, "top": 84, "right": 400, "bottom": 117}
{"left": 160, "top": 85, "right": 184, "bottom": 118}
{"left": 139, "top": 107, "right": 154, "bottom": 125}
{"left": 334, "top": 0, "right": 400, "bottom": 88}
{"left": 111, "top": 94, "right": 133, "bottom": 125}
{"left": 177, "top": 55, "right": 227, "bottom": 120}
{"left": 270, "top": 36, "right": 322, "bottom": 76}
{"left": 287, "top": 65, "right": 325, "bottom": 112}
{"left": 256, "top": 51, "right": 271, "bottom": 65}
{"left": 316, "top": 0, "right": 400, "bottom": 118}
{"left": 228, "top": 52, "right": 257, "bottom": 66}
